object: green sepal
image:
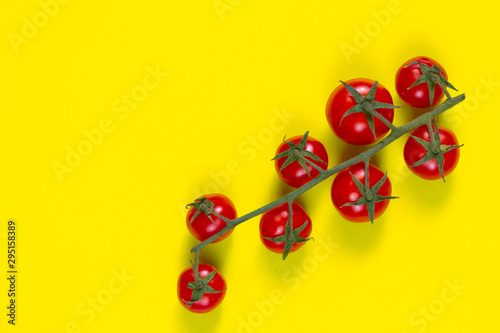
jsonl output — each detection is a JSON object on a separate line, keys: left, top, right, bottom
{"left": 271, "top": 131, "right": 326, "bottom": 179}
{"left": 341, "top": 169, "right": 398, "bottom": 223}
{"left": 406, "top": 61, "right": 458, "bottom": 106}
{"left": 297, "top": 158, "right": 312, "bottom": 178}
{"left": 408, "top": 149, "right": 435, "bottom": 168}
{"left": 264, "top": 234, "right": 287, "bottom": 243}
{"left": 296, "top": 132, "right": 309, "bottom": 150}
{"left": 339, "top": 104, "right": 364, "bottom": 125}
{"left": 264, "top": 220, "right": 312, "bottom": 260}
{"left": 301, "top": 150, "right": 326, "bottom": 164}
{"left": 340, "top": 80, "right": 364, "bottom": 103}
{"left": 349, "top": 171, "right": 367, "bottom": 197}
{"left": 435, "top": 152, "right": 446, "bottom": 182}
{"left": 282, "top": 240, "right": 294, "bottom": 261}
{"left": 201, "top": 269, "right": 218, "bottom": 285}
{"left": 182, "top": 266, "right": 226, "bottom": 308}
{"left": 371, "top": 101, "right": 402, "bottom": 110}
{"left": 183, "top": 288, "right": 204, "bottom": 307}
{"left": 339, "top": 80, "right": 401, "bottom": 140}
{"left": 441, "top": 144, "right": 464, "bottom": 154}
{"left": 203, "top": 285, "right": 225, "bottom": 294}
{"left": 186, "top": 197, "right": 216, "bottom": 225}
{"left": 407, "top": 121, "right": 464, "bottom": 182}
{"left": 294, "top": 235, "right": 313, "bottom": 243}
{"left": 409, "top": 134, "right": 432, "bottom": 150}
{"left": 371, "top": 172, "right": 389, "bottom": 195}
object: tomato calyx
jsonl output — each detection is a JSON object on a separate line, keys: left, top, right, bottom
{"left": 264, "top": 220, "right": 313, "bottom": 260}
{"left": 182, "top": 261, "right": 226, "bottom": 308}
{"left": 341, "top": 162, "right": 398, "bottom": 224}
{"left": 272, "top": 131, "right": 326, "bottom": 178}
{"left": 186, "top": 197, "right": 216, "bottom": 225}
{"left": 339, "top": 81, "right": 401, "bottom": 140}
{"left": 406, "top": 61, "right": 458, "bottom": 106}
{"left": 408, "top": 120, "right": 463, "bottom": 182}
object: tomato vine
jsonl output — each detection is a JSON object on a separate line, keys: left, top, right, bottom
{"left": 179, "top": 59, "right": 466, "bottom": 313}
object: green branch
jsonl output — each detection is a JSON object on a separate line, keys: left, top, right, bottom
{"left": 190, "top": 93, "right": 465, "bottom": 259}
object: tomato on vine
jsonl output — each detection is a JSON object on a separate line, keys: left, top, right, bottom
{"left": 177, "top": 264, "right": 226, "bottom": 313}
{"left": 259, "top": 202, "right": 312, "bottom": 259}
{"left": 272, "top": 131, "right": 328, "bottom": 188}
{"left": 404, "top": 122, "right": 462, "bottom": 181}
{"left": 186, "top": 194, "right": 237, "bottom": 243}
{"left": 395, "top": 56, "right": 457, "bottom": 108}
{"left": 326, "top": 79, "right": 399, "bottom": 145}
{"left": 331, "top": 162, "right": 396, "bottom": 223}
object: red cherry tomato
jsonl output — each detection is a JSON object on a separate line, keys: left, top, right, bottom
{"left": 395, "top": 56, "right": 448, "bottom": 108}
{"left": 177, "top": 264, "right": 226, "bottom": 313}
{"left": 274, "top": 134, "right": 328, "bottom": 188}
{"left": 326, "top": 78, "right": 395, "bottom": 145}
{"left": 186, "top": 193, "right": 237, "bottom": 243}
{"left": 404, "top": 125, "right": 460, "bottom": 180}
{"left": 259, "top": 202, "right": 312, "bottom": 254}
{"left": 331, "top": 162, "right": 392, "bottom": 223}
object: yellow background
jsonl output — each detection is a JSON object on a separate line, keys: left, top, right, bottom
{"left": 1, "top": 0, "right": 499, "bottom": 332}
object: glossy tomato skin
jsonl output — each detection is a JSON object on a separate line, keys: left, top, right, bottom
{"left": 395, "top": 56, "right": 448, "bottom": 108}
{"left": 186, "top": 193, "right": 237, "bottom": 243}
{"left": 259, "top": 202, "right": 312, "bottom": 254}
{"left": 274, "top": 135, "right": 329, "bottom": 188}
{"left": 177, "top": 264, "right": 226, "bottom": 313}
{"left": 331, "top": 162, "right": 392, "bottom": 223}
{"left": 326, "top": 78, "right": 395, "bottom": 145}
{"left": 404, "top": 125, "right": 460, "bottom": 180}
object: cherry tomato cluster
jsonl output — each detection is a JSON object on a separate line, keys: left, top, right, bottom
{"left": 178, "top": 55, "right": 463, "bottom": 313}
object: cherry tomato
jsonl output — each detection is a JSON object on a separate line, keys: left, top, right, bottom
{"left": 177, "top": 264, "right": 226, "bottom": 313}
{"left": 186, "top": 193, "right": 237, "bottom": 243}
{"left": 395, "top": 56, "right": 448, "bottom": 108}
{"left": 404, "top": 125, "right": 460, "bottom": 180}
{"left": 274, "top": 134, "right": 328, "bottom": 188}
{"left": 331, "top": 162, "right": 392, "bottom": 223}
{"left": 259, "top": 202, "right": 312, "bottom": 254}
{"left": 326, "top": 78, "right": 395, "bottom": 145}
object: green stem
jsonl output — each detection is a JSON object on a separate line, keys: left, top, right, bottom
{"left": 287, "top": 200, "right": 294, "bottom": 241}
{"left": 192, "top": 252, "right": 201, "bottom": 285}
{"left": 190, "top": 94, "right": 465, "bottom": 257}
{"left": 211, "top": 211, "right": 232, "bottom": 224}
{"left": 364, "top": 159, "right": 372, "bottom": 201}
{"left": 362, "top": 101, "right": 399, "bottom": 132}
{"left": 303, "top": 157, "right": 326, "bottom": 174}
{"left": 426, "top": 118, "right": 439, "bottom": 154}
